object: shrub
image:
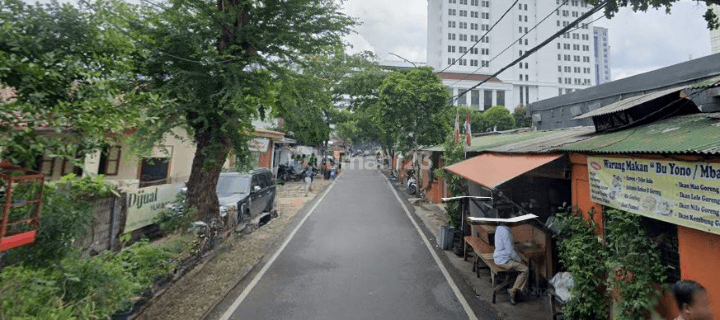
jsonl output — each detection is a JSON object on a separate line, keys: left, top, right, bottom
{"left": 0, "top": 265, "right": 75, "bottom": 320}
{"left": 112, "top": 239, "right": 177, "bottom": 288}
{"left": 155, "top": 191, "right": 195, "bottom": 233}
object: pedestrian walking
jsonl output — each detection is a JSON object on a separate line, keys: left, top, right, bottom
{"left": 673, "top": 280, "right": 713, "bottom": 320}
{"left": 304, "top": 163, "right": 314, "bottom": 197}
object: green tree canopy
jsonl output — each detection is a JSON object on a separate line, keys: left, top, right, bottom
{"left": 481, "top": 106, "right": 515, "bottom": 131}
{"left": 125, "top": 0, "right": 355, "bottom": 220}
{"left": 592, "top": 0, "right": 720, "bottom": 30}
{"left": 374, "top": 67, "right": 450, "bottom": 154}
{"left": 0, "top": 0, "right": 147, "bottom": 166}
{"left": 513, "top": 106, "right": 533, "bottom": 128}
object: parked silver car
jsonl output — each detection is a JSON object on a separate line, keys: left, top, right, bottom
{"left": 217, "top": 169, "right": 276, "bottom": 223}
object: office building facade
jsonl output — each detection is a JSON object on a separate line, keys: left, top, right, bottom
{"left": 593, "top": 26, "right": 611, "bottom": 84}
{"left": 427, "top": 0, "right": 599, "bottom": 110}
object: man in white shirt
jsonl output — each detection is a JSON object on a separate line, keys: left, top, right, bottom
{"left": 493, "top": 221, "right": 529, "bottom": 305}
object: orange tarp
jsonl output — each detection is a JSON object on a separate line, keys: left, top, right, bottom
{"left": 444, "top": 154, "right": 563, "bottom": 189}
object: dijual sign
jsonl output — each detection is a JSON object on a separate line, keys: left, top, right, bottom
{"left": 588, "top": 156, "right": 720, "bottom": 235}
{"left": 124, "top": 183, "right": 184, "bottom": 232}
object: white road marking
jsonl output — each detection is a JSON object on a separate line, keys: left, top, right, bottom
{"left": 382, "top": 173, "right": 479, "bottom": 320}
{"left": 218, "top": 178, "right": 339, "bottom": 320}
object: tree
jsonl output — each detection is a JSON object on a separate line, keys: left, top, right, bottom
{"left": 481, "top": 106, "right": 515, "bottom": 131}
{"left": 127, "top": 0, "right": 354, "bottom": 221}
{"left": 373, "top": 67, "right": 450, "bottom": 161}
{"left": 0, "top": 0, "right": 146, "bottom": 167}
{"left": 591, "top": 0, "right": 720, "bottom": 30}
{"left": 513, "top": 106, "right": 533, "bottom": 128}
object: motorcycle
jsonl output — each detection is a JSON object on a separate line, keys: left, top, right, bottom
{"left": 406, "top": 174, "right": 417, "bottom": 195}
{"left": 278, "top": 163, "right": 311, "bottom": 181}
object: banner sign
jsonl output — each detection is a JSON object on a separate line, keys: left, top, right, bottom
{"left": 248, "top": 138, "right": 270, "bottom": 152}
{"left": 124, "top": 183, "right": 184, "bottom": 232}
{"left": 588, "top": 156, "right": 720, "bottom": 235}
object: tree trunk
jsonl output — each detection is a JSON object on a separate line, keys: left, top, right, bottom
{"left": 185, "top": 128, "right": 231, "bottom": 221}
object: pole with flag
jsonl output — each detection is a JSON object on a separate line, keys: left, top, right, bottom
{"left": 453, "top": 108, "right": 461, "bottom": 143}
{"left": 464, "top": 107, "right": 472, "bottom": 150}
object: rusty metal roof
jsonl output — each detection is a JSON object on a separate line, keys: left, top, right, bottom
{"left": 560, "top": 113, "right": 720, "bottom": 154}
{"left": 574, "top": 86, "right": 687, "bottom": 120}
{"left": 485, "top": 126, "right": 596, "bottom": 153}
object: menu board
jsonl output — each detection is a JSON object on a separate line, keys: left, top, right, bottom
{"left": 588, "top": 156, "right": 720, "bottom": 235}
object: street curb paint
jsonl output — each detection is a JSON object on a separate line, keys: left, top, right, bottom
{"left": 382, "top": 172, "right": 479, "bottom": 320}
{"left": 218, "top": 177, "right": 339, "bottom": 320}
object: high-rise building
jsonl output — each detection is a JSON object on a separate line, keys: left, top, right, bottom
{"left": 593, "top": 26, "right": 611, "bottom": 84}
{"left": 427, "top": 0, "right": 598, "bottom": 110}
{"left": 711, "top": 5, "right": 720, "bottom": 53}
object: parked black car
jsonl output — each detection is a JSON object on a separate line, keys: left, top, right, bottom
{"left": 217, "top": 169, "right": 276, "bottom": 223}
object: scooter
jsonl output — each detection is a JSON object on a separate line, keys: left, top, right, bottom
{"left": 406, "top": 175, "right": 417, "bottom": 195}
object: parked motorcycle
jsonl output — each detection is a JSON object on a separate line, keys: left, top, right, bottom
{"left": 406, "top": 175, "right": 417, "bottom": 195}
{"left": 277, "top": 164, "right": 309, "bottom": 181}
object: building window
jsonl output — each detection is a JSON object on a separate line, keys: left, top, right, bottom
{"left": 471, "top": 0, "right": 478, "bottom": 5}
{"left": 496, "top": 90, "right": 505, "bottom": 106}
{"left": 483, "top": 90, "right": 492, "bottom": 109}
{"left": 519, "top": 26, "right": 523, "bottom": 33}
{"left": 458, "top": 89, "right": 467, "bottom": 106}
{"left": 449, "top": 9, "right": 456, "bottom": 15}
{"left": 482, "top": 12, "right": 489, "bottom": 19}
{"left": 139, "top": 157, "right": 170, "bottom": 187}
{"left": 519, "top": 15, "right": 522, "bottom": 21}
{"left": 459, "top": 0, "right": 467, "bottom": 4}
{"left": 524, "top": 39, "right": 528, "bottom": 45}
{"left": 98, "top": 146, "right": 121, "bottom": 176}
{"left": 525, "top": 74, "right": 529, "bottom": 81}
{"left": 460, "top": 10, "right": 467, "bottom": 17}
{"left": 523, "top": 3, "right": 527, "bottom": 10}
{"left": 471, "top": 90, "right": 480, "bottom": 107}
{"left": 558, "top": 88, "right": 563, "bottom": 95}
{"left": 524, "top": 15, "right": 527, "bottom": 22}
{"left": 558, "top": 77, "right": 562, "bottom": 83}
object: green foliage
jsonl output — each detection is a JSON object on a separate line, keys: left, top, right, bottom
{"left": 155, "top": 191, "right": 195, "bottom": 234}
{"left": 0, "top": 266, "right": 75, "bottom": 320}
{"left": 120, "top": 0, "right": 354, "bottom": 220}
{"left": 373, "top": 67, "right": 450, "bottom": 153}
{"left": 513, "top": 106, "right": 533, "bottom": 128}
{"left": 554, "top": 208, "right": 610, "bottom": 320}
{"left": 433, "top": 136, "right": 466, "bottom": 228}
{"left": 588, "top": 0, "right": 719, "bottom": 30}
{"left": 0, "top": 0, "right": 147, "bottom": 166}
{"left": 604, "top": 208, "right": 668, "bottom": 320}
{"left": 111, "top": 239, "right": 177, "bottom": 289}
{"left": 555, "top": 207, "right": 670, "bottom": 320}
{"left": 4, "top": 175, "right": 119, "bottom": 266}
{"left": 1, "top": 237, "right": 187, "bottom": 319}
{"left": 480, "top": 106, "right": 515, "bottom": 131}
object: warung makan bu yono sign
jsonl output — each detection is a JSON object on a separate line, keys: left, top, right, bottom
{"left": 588, "top": 156, "right": 720, "bottom": 235}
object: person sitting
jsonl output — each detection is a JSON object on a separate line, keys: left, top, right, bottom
{"left": 493, "top": 216, "right": 529, "bottom": 305}
{"left": 674, "top": 280, "right": 713, "bottom": 320}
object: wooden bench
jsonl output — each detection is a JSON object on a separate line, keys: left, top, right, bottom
{"left": 463, "top": 236, "right": 518, "bottom": 304}
{"left": 463, "top": 236, "right": 494, "bottom": 278}
{"left": 477, "top": 253, "right": 519, "bottom": 304}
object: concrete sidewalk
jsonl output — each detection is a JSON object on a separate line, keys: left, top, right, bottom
{"left": 391, "top": 178, "right": 553, "bottom": 320}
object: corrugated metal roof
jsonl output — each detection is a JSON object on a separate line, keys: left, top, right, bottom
{"left": 574, "top": 86, "right": 686, "bottom": 120}
{"left": 422, "top": 129, "right": 560, "bottom": 152}
{"left": 559, "top": 113, "right": 720, "bottom": 154}
{"left": 687, "top": 76, "right": 720, "bottom": 89}
{"left": 485, "top": 126, "right": 595, "bottom": 153}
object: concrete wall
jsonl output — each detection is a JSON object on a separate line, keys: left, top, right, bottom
{"left": 74, "top": 195, "right": 126, "bottom": 254}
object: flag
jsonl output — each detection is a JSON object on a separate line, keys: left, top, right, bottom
{"left": 453, "top": 109, "right": 460, "bottom": 143}
{"left": 464, "top": 109, "right": 472, "bottom": 147}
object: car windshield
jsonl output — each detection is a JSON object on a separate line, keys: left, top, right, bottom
{"left": 216, "top": 175, "right": 251, "bottom": 196}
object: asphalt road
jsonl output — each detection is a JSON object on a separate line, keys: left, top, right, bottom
{"left": 218, "top": 159, "right": 471, "bottom": 320}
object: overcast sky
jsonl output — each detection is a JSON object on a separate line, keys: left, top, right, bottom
{"left": 340, "top": 0, "right": 713, "bottom": 81}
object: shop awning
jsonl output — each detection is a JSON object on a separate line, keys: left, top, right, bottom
{"left": 444, "top": 154, "right": 563, "bottom": 189}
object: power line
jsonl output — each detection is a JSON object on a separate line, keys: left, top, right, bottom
{"left": 436, "top": 0, "right": 520, "bottom": 74}
{"left": 446, "top": 0, "right": 571, "bottom": 91}
{"left": 449, "top": 0, "right": 608, "bottom": 103}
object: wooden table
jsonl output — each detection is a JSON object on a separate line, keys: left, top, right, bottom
{"left": 516, "top": 242, "right": 545, "bottom": 295}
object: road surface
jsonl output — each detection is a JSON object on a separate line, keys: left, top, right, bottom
{"left": 216, "top": 158, "right": 471, "bottom": 320}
